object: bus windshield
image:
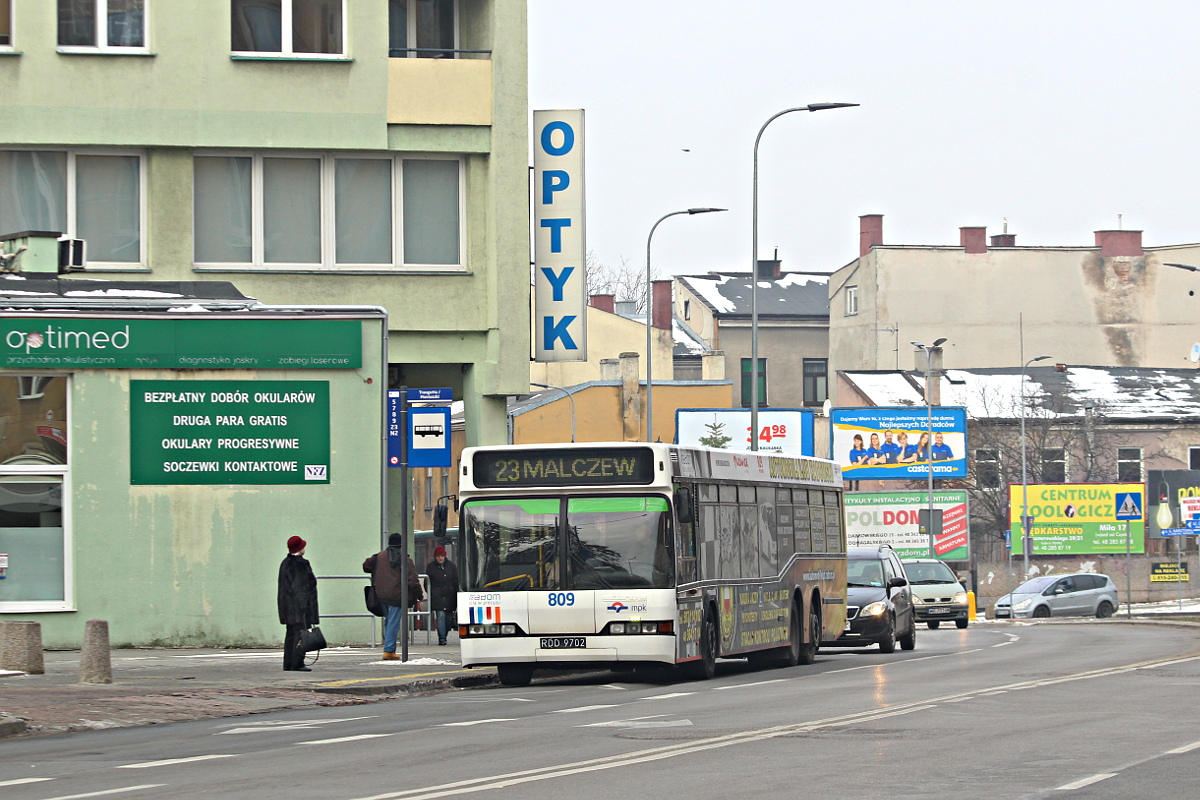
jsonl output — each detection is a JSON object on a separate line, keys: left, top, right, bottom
{"left": 462, "top": 495, "right": 674, "bottom": 592}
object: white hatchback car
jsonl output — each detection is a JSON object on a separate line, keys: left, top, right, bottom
{"left": 994, "top": 573, "right": 1119, "bottom": 619}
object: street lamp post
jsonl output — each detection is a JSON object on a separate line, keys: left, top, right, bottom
{"left": 530, "top": 382, "right": 575, "bottom": 443}
{"left": 1020, "top": 355, "right": 1051, "bottom": 580}
{"left": 911, "top": 338, "right": 947, "bottom": 554}
{"left": 749, "top": 102, "right": 858, "bottom": 450}
{"left": 645, "top": 207, "right": 726, "bottom": 443}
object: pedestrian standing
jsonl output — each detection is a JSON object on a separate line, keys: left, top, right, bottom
{"left": 278, "top": 535, "right": 319, "bottom": 672}
{"left": 425, "top": 545, "right": 459, "bottom": 646}
{"left": 364, "top": 533, "right": 423, "bottom": 660}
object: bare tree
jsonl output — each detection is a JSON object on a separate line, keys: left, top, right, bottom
{"left": 585, "top": 250, "right": 659, "bottom": 314}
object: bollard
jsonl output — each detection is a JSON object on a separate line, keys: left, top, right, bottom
{"left": 80, "top": 619, "right": 113, "bottom": 684}
{"left": 1, "top": 620, "right": 44, "bottom": 674}
{"left": 967, "top": 590, "right": 977, "bottom": 621}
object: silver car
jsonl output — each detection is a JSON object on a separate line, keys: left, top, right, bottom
{"left": 994, "top": 573, "right": 1119, "bottom": 619}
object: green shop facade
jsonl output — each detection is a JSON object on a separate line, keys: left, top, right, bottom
{"left": 0, "top": 297, "right": 388, "bottom": 648}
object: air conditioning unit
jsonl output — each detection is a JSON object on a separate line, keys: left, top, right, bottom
{"left": 58, "top": 238, "right": 86, "bottom": 272}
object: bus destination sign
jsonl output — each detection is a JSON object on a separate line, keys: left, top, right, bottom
{"left": 473, "top": 447, "right": 656, "bottom": 488}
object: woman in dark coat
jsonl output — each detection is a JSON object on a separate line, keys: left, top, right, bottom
{"left": 425, "top": 545, "right": 459, "bottom": 646}
{"left": 278, "top": 535, "right": 319, "bottom": 671}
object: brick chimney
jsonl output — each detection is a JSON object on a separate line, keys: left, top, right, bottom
{"left": 589, "top": 294, "right": 615, "bottom": 313}
{"left": 651, "top": 280, "right": 672, "bottom": 330}
{"left": 990, "top": 233, "right": 1016, "bottom": 247}
{"left": 859, "top": 214, "right": 883, "bottom": 257}
{"left": 960, "top": 227, "right": 987, "bottom": 254}
{"left": 1095, "top": 230, "right": 1143, "bottom": 257}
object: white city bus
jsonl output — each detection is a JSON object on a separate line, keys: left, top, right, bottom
{"left": 447, "top": 442, "right": 847, "bottom": 686}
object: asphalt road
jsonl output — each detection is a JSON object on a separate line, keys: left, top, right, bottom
{"left": 1, "top": 621, "right": 1198, "bottom": 800}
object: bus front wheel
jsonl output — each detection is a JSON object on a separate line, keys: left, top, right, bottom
{"left": 497, "top": 663, "right": 534, "bottom": 687}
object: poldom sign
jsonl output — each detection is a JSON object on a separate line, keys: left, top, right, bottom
{"left": 533, "top": 110, "right": 587, "bottom": 363}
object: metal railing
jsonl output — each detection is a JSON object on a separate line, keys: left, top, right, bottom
{"left": 315, "top": 574, "right": 433, "bottom": 648}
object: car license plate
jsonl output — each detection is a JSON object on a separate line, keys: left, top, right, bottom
{"left": 929, "top": 607, "right": 949, "bottom": 614}
{"left": 539, "top": 637, "right": 586, "bottom": 649}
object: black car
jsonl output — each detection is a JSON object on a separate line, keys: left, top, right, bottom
{"left": 824, "top": 544, "right": 917, "bottom": 653}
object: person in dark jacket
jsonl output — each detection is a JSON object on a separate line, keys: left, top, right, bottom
{"left": 363, "top": 533, "right": 423, "bottom": 660}
{"left": 278, "top": 535, "right": 319, "bottom": 672}
{"left": 425, "top": 545, "right": 459, "bottom": 646}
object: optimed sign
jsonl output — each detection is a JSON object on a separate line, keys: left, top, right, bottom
{"left": 131, "top": 380, "right": 330, "bottom": 485}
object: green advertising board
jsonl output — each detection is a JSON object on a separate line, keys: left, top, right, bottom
{"left": 131, "top": 380, "right": 330, "bottom": 485}
{"left": 1007, "top": 483, "right": 1145, "bottom": 555}
{"left": 0, "top": 318, "right": 361, "bottom": 369}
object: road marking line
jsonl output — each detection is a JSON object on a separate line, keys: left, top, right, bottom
{"left": 550, "top": 705, "right": 620, "bottom": 714}
{"left": 580, "top": 715, "right": 667, "bottom": 727}
{"left": 41, "top": 785, "right": 166, "bottom": 800}
{"left": 118, "top": 754, "right": 237, "bottom": 769}
{"left": 640, "top": 692, "right": 694, "bottom": 700}
{"left": 438, "top": 719, "right": 517, "bottom": 727}
{"left": 992, "top": 641, "right": 1015, "bottom": 647}
{"left": 0, "top": 778, "right": 54, "bottom": 786}
{"left": 581, "top": 719, "right": 694, "bottom": 728}
{"left": 297, "top": 734, "right": 395, "bottom": 745}
{"left": 1167, "top": 740, "right": 1200, "bottom": 754}
{"left": 1056, "top": 773, "right": 1116, "bottom": 790}
{"left": 216, "top": 716, "right": 378, "bottom": 735}
{"left": 714, "top": 678, "right": 787, "bottom": 689}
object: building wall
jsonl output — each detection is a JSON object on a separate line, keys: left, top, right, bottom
{"left": 715, "top": 321, "right": 829, "bottom": 409}
{"left": 829, "top": 242, "right": 1200, "bottom": 403}
{"left": 0, "top": 0, "right": 530, "bottom": 447}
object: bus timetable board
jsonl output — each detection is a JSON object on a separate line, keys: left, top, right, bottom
{"left": 471, "top": 446, "right": 656, "bottom": 488}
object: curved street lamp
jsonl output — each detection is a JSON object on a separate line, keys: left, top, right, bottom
{"left": 645, "top": 207, "right": 726, "bottom": 443}
{"left": 750, "top": 102, "right": 858, "bottom": 450}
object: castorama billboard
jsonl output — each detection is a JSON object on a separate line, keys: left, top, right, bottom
{"left": 533, "top": 110, "right": 586, "bottom": 362}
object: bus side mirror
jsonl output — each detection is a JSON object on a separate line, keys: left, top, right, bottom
{"left": 433, "top": 503, "right": 449, "bottom": 537}
{"left": 675, "top": 487, "right": 694, "bottom": 524}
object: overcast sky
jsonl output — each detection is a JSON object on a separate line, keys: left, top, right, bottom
{"left": 528, "top": 1, "right": 1200, "bottom": 279}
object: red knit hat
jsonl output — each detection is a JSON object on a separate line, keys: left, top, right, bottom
{"left": 434, "top": 545, "right": 447, "bottom": 557}
{"left": 287, "top": 535, "right": 306, "bottom": 554}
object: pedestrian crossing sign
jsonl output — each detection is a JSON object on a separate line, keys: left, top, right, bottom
{"left": 1115, "top": 492, "right": 1142, "bottom": 521}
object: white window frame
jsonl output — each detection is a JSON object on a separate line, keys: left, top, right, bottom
{"left": 192, "top": 150, "right": 465, "bottom": 273}
{"left": 1, "top": 0, "right": 14, "bottom": 50}
{"left": 845, "top": 285, "right": 858, "bottom": 316}
{"left": 57, "top": 0, "right": 150, "bottom": 54}
{"left": 0, "top": 375, "right": 73, "bottom": 614}
{"left": 1, "top": 147, "right": 147, "bottom": 270}
{"left": 231, "top": 0, "right": 347, "bottom": 59}
{"left": 1117, "top": 447, "right": 1142, "bottom": 483}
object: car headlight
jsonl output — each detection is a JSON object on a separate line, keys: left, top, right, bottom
{"left": 861, "top": 601, "right": 887, "bottom": 617}
{"left": 911, "top": 596, "right": 924, "bottom": 604}
{"left": 1014, "top": 598, "right": 1033, "bottom": 610}
{"left": 954, "top": 592, "right": 968, "bottom": 604}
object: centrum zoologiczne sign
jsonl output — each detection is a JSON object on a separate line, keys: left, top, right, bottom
{"left": 130, "top": 380, "right": 330, "bottom": 485}
{"left": 0, "top": 318, "right": 361, "bottom": 369}
{"left": 1008, "top": 483, "right": 1145, "bottom": 555}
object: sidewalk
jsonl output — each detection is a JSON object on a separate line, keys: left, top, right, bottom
{"left": 0, "top": 636, "right": 494, "bottom": 740}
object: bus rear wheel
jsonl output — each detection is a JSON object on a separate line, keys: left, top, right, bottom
{"left": 798, "top": 600, "right": 820, "bottom": 665}
{"left": 497, "top": 663, "right": 533, "bottom": 687}
{"left": 685, "top": 607, "right": 718, "bottom": 681}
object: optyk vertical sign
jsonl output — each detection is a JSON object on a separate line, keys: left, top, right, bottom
{"left": 533, "top": 110, "right": 587, "bottom": 362}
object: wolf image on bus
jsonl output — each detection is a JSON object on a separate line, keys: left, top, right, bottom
{"left": 444, "top": 442, "right": 847, "bottom": 686}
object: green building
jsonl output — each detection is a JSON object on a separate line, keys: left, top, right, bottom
{"left": 0, "top": 1, "right": 530, "bottom": 646}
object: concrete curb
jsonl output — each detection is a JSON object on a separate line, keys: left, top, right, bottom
{"left": 314, "top": 672, "right": 498, "bottom": 696}
{"left": 0, "top": 715, "right": 27, "bottom": 737}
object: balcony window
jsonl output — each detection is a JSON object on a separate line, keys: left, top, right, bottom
{"left": 231, "top": 0, "right": 344, "bottom": 57}
{"left": 194, "top": 153, "right": 462, "bottom": 270}
{"left": 58, "top": 0, "right": 147, "bottom": 51}
{"left": 1, "top": 1, "right": 11, "bottom": 46}
{"left": 389, "top": 0, "right": 456, "bottom": 57}
{"left": 0, "top": 149, "right": 143, "bottom": 266}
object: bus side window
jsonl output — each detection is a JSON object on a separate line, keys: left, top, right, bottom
{"left": 675, "top": 484, "right": 697, "bottom": 584}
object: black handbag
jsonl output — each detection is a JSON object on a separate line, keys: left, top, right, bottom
{"left": 296, "top": 625, "right": 326, "bottom": 653}
{"left": 364, "top": 585, "right": 385, "bottom": 617}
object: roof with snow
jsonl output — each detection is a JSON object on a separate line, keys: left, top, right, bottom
{"left": 678, "top": 271, "right": 830, "bottom": 318}
{"left": 841, "top": 366, "right": 1200, "bottom": 421}
{"left": 0, "top": 276, "right": 253, "bottom": 309}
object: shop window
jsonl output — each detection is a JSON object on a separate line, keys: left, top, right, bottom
{"left": 0, "top": 150, "right": 143, "bottom": 266}
{"left": 231, "top": 0, "right": 344, "bottom": 57}
{"left": 58, "top": 0, "right": 146, "bottom": 51}
{"left": 389, "top": 0, "right": 456, "bottom": 58}
{"left": 194, "top": 153, "right": 461, "bottom": 270}
{"left": 0, "top": 376, "right": 70, "bottom": 613}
